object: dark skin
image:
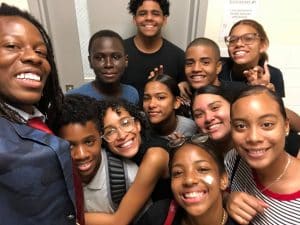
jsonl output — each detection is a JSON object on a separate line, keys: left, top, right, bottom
{"left": 88, "top": 36, "right": 128, "bottom": 98}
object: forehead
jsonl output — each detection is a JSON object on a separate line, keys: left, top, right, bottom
{"left": 137, "top": 0, "right": 162, "bottom": 11}
{"left": 91, "top": 36, "right": 124, "bottom": 52}
{"left": 232, "top": 93, "right": 281, "bottom": 118}
{"left": 145, "top": 80, "right": 170, "bottom": 93}
{"left": 193, "top": 93, "right": 228, "bottom": 108}
{"left": 230, "top": 24, "right": 257, "bottom": 35}
{"left": 186, "top": 45, "right": 217, "bottom": 60}
{"left": 103, "top": 107, "right": 131, "bottom": 121}
{"left": 0, "top": 16, "right": 43, "bottom": 39}
{"left": 59, "top": 121, "right": 100, "bottom": 138}
{"left": 173, "top": 143, "right": 215, "bottom": 165}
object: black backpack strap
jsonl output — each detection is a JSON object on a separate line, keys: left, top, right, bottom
{"left": 105, "top": 150, "right": 127, "bottom": 210}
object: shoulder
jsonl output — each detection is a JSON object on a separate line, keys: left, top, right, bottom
{"left": 267, "top": 64, "right": 283, "bottom": 77}
{"left": 135, "top": 199, "right": 172, "bottom": 225}
{"left": 162, "top": 39, "right": 184, "bottom": 54}
{"left": 66, "top": 82, "right": 93, "bottom": 95}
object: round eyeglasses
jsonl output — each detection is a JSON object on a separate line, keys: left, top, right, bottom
{"left": 101, "top": 117, "right": 136, "bottom": 142}
{"left": 168, "top": 133, "right": 209, "bottom": 148}
{"left": 224, "top": 33, "right": 260, "bottom": 47}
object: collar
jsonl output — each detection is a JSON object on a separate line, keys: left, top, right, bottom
{"left": 5, "top": 103, "right": 45, "bottom": 122}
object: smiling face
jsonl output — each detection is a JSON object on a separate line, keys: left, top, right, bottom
{"left": 89, "top": 36, "right": 128, "bottom": 84}
{"left": 102, "top": 107, "right": 142, "bottom": 158}
{"left": 185, "top": 45, "right": 221, "bottom": 89}
{"left": 192, "top": 94, "right": 231, "bottom": 142}
{"left": 133, "top": 0, "right": 167, "bottom": 38}
{"left": 171, "top": 143, "right": 227, "bottom": 217}
{"left": 227, "top": 24, "right": 267, "bottom": 68}
{"left": 143, "top": 80, "right": 180, "bottom": 125}
{"left": 231, "top": 92, "right": 289, "bottom": 170}
{"left": 59, "top": 121, "right": 102, "bottom": 184}
{"left": 0, "top": 16, "right": 51, "bottom": 113}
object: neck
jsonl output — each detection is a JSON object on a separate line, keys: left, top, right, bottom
{"left": 134, "top": 34, "right": 163, "bottom": 53}
{"left": 152, "top": 114, "right": 177, "bottom": 136}
{"left": 182, "top": 201, "right": 227, "bottom": 225}
{"left": 93, "top": 80, "right": 121, "bottom": 97}
{"left": 256, "top": 152, "right": 292, "bottom": 190}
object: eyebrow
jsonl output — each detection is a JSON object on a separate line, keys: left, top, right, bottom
{"left": 172, "top": 159, "right": 209, "bottom": 168}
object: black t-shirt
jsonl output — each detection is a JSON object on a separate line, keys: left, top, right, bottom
{"left": 122, "top": 37, "right": 185, "bottom": 103}
{"left": 219, "top": 57, "right": 285, "bottom": 97}
{"left": 135, "top": 199, "right": 239, "bottom": 225}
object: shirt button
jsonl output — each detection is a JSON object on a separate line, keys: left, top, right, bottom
{"left": 67, "top": 214, "right": 75, "bottom": 220}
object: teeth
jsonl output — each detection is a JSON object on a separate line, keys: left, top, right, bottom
{"left": 207, "top": 123, "right": 220, "bottom": 130}
{"left": 77, "top": 161, "right": 91, "bottom": 171}
{"left": 191, "top": 75, "right": 205, "bottom": 81}
{"left": 183, "top": 191, "right": 205, "bottom": 198}
{"left": 17, "top": 73, "right": 41, "bottom": 81}
{"left": 119, "top": 140, "right": 133, "bottom": 148}
{"left": 234, "top": 51, "right": 246, "bottom": 56}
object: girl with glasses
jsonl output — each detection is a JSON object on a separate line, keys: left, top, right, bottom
{"left": 85, "top": 99, "right": 171, "bottom": 225}
{"left": 135, "top": 137, "right": 238, "bottom": 225}
{"left": 225, "top": 85, "right": 300, "bottom": 224}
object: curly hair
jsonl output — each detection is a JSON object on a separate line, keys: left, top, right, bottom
{"left": 127, "top": 0, "right": 170, "bottom": 16}
{"left": 52, "top": 94, "right": 101, "bottom": 134}
{"left": 98, "top": 99, "right": 150, "bottom": 136}
{"left": 0, "top": 3, "right": 64, "bottom": 128}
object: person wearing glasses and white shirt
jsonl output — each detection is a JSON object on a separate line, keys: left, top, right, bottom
{"left": 85, "top": 99, "right": 171, "bottom": 225}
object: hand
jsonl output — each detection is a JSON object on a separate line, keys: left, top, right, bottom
{"left": 148, "top": 65, "right": 164, "bottom": 79}
{"left": 226, "top": 191, "right": 268, "bottom": 224}
{"left": 243, "top": 62, "right": 274, "bottom": 91}
{"left": 178, "top": 81, "right": 192, "bottom": 102}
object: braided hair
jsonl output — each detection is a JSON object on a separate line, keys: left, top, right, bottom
{"left": 0, "top": 3, "right": 63, "bottom": 128}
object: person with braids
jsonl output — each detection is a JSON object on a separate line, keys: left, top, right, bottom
{"left": 0, "top": 3, "right": 84, "bottom": 225}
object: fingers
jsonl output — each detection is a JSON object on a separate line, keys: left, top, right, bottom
{"left": 226, "top": 192, "right": 268, "bottom": 224}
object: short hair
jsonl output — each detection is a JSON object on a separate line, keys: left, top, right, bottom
{"left": 231, "top": 85, "right": 287, "bottom": 120}
{"left": 128, "top": 0, "right": 170, "bottom": 16}
{"left": 186, "top": 37, "right": 221, "bottom": 61}
{"left": 169, "top": 138, "right": 225, "bottom": 174}
{"left": 98, "top": 99, "right": 149, "bottom": 137}
{"left": 53, "top": 94, "right": 101, "bottom": 134}
{"left": 0, "top": 3, "right": 63, "bottom": 128}
{"left": 88, "top": 29, "right": 125, "bottom": 55}
{"left": 229, "top": 19, "right": 269, "bottom": 63}
{"left": 147, "top": 74, "right": 180, "bottom": 98}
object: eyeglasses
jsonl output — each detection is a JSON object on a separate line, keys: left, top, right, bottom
{"left": 224, "top": 33, "right": 260, "bottom": 46}
{"left": 168, "top": 133, "right": 209, "bottom": 148}
{"left": 101, "top": 117, "right": 136, "bottom": 142}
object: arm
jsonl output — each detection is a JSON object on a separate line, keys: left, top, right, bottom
{"left": 225, "top": 191, "right": 268, "bottom": 225}
{"left": 285, "top": 108, "right": 300, "bottom": 132}
{"left": 85, "top": 147, "right": 169, "bottom": 225}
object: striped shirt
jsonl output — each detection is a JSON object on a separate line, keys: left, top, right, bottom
{"left": 225, "top": 149, "right": 300, "bottom": 225}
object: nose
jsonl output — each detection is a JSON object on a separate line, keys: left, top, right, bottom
{"left": 21, "top": 47, "right": 43, "bottom": 65}
{"left": 246, "top": 127, "right": 263, "bottom": 143}
{"left": 183, "top": 171, "right": 198, "bottom": 186}
{"left": 235, "top": 37, "right": 244, "bottom": 46}
{"left": 192, "top": 61, "right": 202, "bottom": 72}
{"left": 204, "top": 112, "right": 214, "bottom": 124}
{"left": 72, "top": 145, "right": 89, "bottom": 160}
{"left": 115, "top": 127, "right": 128, "bottom": 140}
{"left": 104, "top": 56, "right": 113, "bottom": 68}
{"left": 148, "top": 98, "right": 157, "bottom": 108}
{"left": 145, "top": 12, "right": 153, "bottom": 20}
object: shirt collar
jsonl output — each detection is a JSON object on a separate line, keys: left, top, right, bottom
{"left": 5, "top": 103, "right": 45, "bottom": 122}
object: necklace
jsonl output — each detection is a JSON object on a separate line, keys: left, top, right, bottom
{"left": 220, "top": 208, "right": 228, "bottom": 225}
{"left": 261, "top": 155, "right": 292, "bottom": 193}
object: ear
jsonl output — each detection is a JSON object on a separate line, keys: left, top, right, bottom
{"left": 174, "top": 96, "right": 181, "bottom": 110}
{"left": 259, "top": 41, "right": 268, "bottom": 54}
{"left": 88, "top": 55, "right": 92, "bottom": 68}
{"left": 133, "top": 16, "right": 137, "bottom": 26}
{"left": 125, "top": 54, "right": 129, "bottom": 67}
{"left": 219, "top": 171, "right": 229, "bottom": 191}
{"left": 163, "top": 16, "right": 168, "bottom": 26}
{"left": 216, "top": 60, "right": 223, "bottom": 75}
{"left": 135, "top": 119, "right": 142, "bottom": 133}
{"left": 284, "top": 118, "right": 290, "bottom": 137}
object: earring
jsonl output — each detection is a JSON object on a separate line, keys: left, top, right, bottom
{"left": 286, "top": 132, "right": 289, "bottom": 136}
